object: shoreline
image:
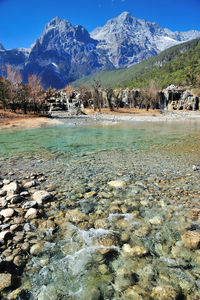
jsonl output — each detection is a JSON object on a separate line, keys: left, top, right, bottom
{"left": 50, "top": 110, "right": 200, "bottom": 124}
{"left": 1, "top": 110, "right": 200, "bottom": 130}
{"left": 0, "top": 117, "right": 63, "bottom": 130}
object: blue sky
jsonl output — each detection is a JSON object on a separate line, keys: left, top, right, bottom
{"left": 0, "top": 0, "right": 200, "bottom": 49}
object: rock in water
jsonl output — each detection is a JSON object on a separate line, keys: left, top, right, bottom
{"left": 193, "top": 165, "right": 198, "bottom": 171}
{"left": 30, "top": 242, "right": 44, "bottom": 255}
{"left": 0, "top": 273, "right": 12, "bottom": 291}
{"left": 182, "top": 231, "right": 200, "bottom": 249}
{"left": 32, "top": 190, "right": 52, "bottom": 204}
{"left": 108, "top": 180, "right": 126, "bottom": 188}
{"left": 151, "top": 285, "right": 178, "bottom": 299}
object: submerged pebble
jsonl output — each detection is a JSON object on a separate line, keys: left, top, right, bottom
{"left": 1, "top": 121, "right": 200, "bottom": 299}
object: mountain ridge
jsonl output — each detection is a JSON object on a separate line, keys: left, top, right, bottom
{"left": 0, "top": 12, "right": 200, "bottom": 88}
{"left": 72, "top": 38, "right": 200, "bottom": 89}
{"left": 91, "top": 12, "right": 200, "bottom": 68}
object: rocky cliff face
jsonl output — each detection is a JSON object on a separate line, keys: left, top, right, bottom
{"left": 0, "top": 46, "right": 30, "bottom": 77}
{"left": 23, "top": 17, "right": 113, "bottom": 88}
{"left": 1, "top": 13, "right": 200, "bottom": 88}
{"left": 91, "top": 12, "right": 200, "bottom": 68}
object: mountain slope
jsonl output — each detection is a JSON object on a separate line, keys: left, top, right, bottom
{"left": 0, "top": 13, "right": 200, "bottom": 89}
{"left": 91, "top": 12, "right": 200, "bottom": 68}
{"left": 72, "top": 38, "right": 200, "bottom": 89}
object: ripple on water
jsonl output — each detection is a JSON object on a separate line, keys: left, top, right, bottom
{"left": 1, "top": 121, "right": 200, "bottom": 299}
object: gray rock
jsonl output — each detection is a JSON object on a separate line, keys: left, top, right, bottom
{"left": 24, "top": 223, "right": 32, "bottom": 232}
{"left": 0, "top": 223, "right": 10, "bottom": 230}
{"left": 6, "top": 194, "right": 21, "bottom": 204}
{"left": 0, "top": 199, "right": 8, "bottom": 208}
{"left": 22, "top": 201, "right": 37, "bottom": 209}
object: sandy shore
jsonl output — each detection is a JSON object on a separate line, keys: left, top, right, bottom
{"left": 0, "top": 117, "right": 63, "bottom": 130}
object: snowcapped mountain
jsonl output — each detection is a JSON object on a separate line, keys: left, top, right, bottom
{"left": 0, "top": 46, "right": 30, "bottom": 78}
{"left": 1, "top": 12, "right": 200, "bottom": 88}
{"left": 0, "top": 43, "right": 5, "bottom": 51}
{"left": 23, "top": 17, "right": 113, "bottom": 88}
{"left": 91, "top": 12, "right": 200, "bottom": 68}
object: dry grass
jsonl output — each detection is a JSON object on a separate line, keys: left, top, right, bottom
{"left": 0, "top": 109, "right": 46, "bottom": 120}
{"left": 82, "top": 107, "right": 161, "bottom": 116}
{"left": 0, "top": 109, "right": 51, "bottom": 129}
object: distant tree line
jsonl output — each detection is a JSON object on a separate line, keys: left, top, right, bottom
{"left": 0, "top": 65, "right": 161, "bottom": 115}
{"left": 76, "top": 80, "right": 160, "bottom": 111}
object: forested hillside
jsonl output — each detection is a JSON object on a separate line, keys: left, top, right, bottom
{"left": 73, "top": 38, "right": 200, "bottom": 89}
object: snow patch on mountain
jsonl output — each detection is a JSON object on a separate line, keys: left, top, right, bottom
{"left": 91, "top": 12, "right": 200, "bottom": 68}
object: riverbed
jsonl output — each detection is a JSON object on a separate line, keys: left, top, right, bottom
{"left": 0, "top": 119, "right": 200, "bottom": 299}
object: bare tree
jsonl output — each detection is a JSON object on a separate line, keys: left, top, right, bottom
{"left": 16, "top": 83, "right": 31, "bottom": 114}
{"left": 6, "top": 65, "right": 22, "bottom": 112}
{"left": 28, "top": 74, "right": 45, "bottom": 114}
{"left": 77, "top": 84, "right": 93, "bottom": 108}
{"left": 63, "top": 84, "right": 74, "bottom": 98}
{"left": 105, "top": 87, "right": 114, "bottom": 111}
{"left": 0, "top": 76, "right": 9, "bottom": 110}
{"left": 139, "top": 81, "right": 159, "bottom": 111}
{"left": 93, "top": 79, "right": 102, "bottom": 112}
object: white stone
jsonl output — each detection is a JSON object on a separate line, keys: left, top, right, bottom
{"left": 149, "top": 216, "right": 162, "bottom": 225}
{"left": 122, "top": 244, "right": 147, "bottom": 257}
{"left": 108, "top": 180, "right": 126, "bottom": 188}
{"left": 0, "top": 208, "right": 14, "bottom": 218}
{"left": 3, "top": 179, "right": 10, "bottom": 185}
{"left": 0, "top": 231, "right": 11, "bottom": 241}
{"left": 30, "top": 242, "right": 44, "bottom": 255}
{"left": 2, "top": 181, "right": 19, "bottom": 194}
{"left": 25, "top": 208, "right": 37, "bottom": 219}
{"left": 23, "top": 180, "right": 36, "bottom": 188}
{"left": 32, "top": 190, "right": 51, "bottom": 204}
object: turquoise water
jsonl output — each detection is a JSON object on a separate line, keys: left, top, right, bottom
{"left": 0, "top": 121, "right": 196, "bottom": 159}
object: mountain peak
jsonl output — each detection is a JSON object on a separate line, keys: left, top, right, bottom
{"left": 91, "top": 12, "right": 200, "bottom": 68}
{"left": 47, "top": 16, "right": 62, "bottom": 26}
{"left": 0, "top": 43, "right": 5, "bottom": 51}
{"left": 44, "top": 16, "right": 71, "bottom": 34}
{"left": 118, "top": 11, "right": 131, "bottom": 20}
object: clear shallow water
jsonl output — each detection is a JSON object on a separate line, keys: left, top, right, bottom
{"left": 0, "top": 121, "right": 198, "bottom": 158}
{"left": 1, "top": 120, "right": 200, "bottom": 299}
